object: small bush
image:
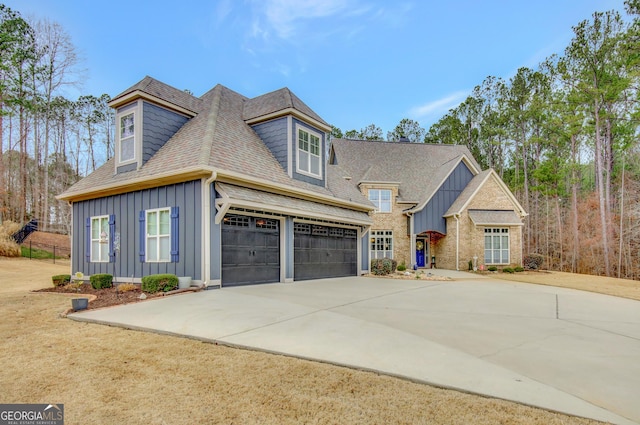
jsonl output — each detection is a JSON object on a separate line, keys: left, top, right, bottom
{"left": 52, "top": 274, "right": 71, "bottom": 287}
{"left": 90, "top": 274, "right": 113, "bottom": 289}
{"left": 468, "top": 259, "right": 473, "bottom": 271}
{"left": 141, "top": 274, "right": 178, "bottom": 293}
{"left": 502, "top": 267, "right": 515, "bottom": 274}
{"left": 117, "top": 283, "right": 137, "bottom": 293}
{"left": 514, "top": 266, "right": 524, "bottom": 272}
{"left": 370, "top": 258, "right": 397, "bottom": 276}
{"left": 397, "top": 262, "right": 406, "bottom": 272}
{"left": 487, "top": 266, "right": 498, "bottom": 272}
{"left": 523, "top": 254, "right": 544, "bottom": 270}
{"left": 0, "top": 221, "right": 21, "bottom": 257}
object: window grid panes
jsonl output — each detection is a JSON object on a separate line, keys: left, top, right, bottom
{"left": 147, "top": 208, "right": 171, "bottom": 262}
{"left": 119, "top": 112, "right": 135, "bottom": 162}
{"left": 297, "top": 128, "right": 321, "bottom": 177}
{"left": 484, "top": 228, "right": 509, "bottom": 265}
{"left": 368, "top": 189, "right": 392, "bottom": 212}
{"left": 90, "top": 215, "right": 109, "bottom": 262}
{"left": 370, "top": 230, "right": 393, "bottom": 259}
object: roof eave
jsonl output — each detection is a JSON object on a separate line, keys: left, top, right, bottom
{"left": 108, "top": 90, "right": 198, "bottom": 117}
{"left": 244, "top": 108, "right": 331, "bottom": 132}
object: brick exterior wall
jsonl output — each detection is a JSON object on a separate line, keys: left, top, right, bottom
{"left": 434, "top": 175, "right": 524, "bottom": 270}
{"left": 360, "top": 184, "right": 412, "bottom": 267}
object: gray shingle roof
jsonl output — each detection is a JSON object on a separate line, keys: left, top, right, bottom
{"left": 59, "top": 78, "right": 371, "bottom": 211}
{"left": 243, "top": 87, "right": 329, "bottom": 127}
{"left": 216, "top": 183, "right": 371, "bottom": 225}
{"left": 110, "top": 75, "right": 203, "bottom": 114}
{"left": 329, "top": 139, "right": 481, "bottom": 206}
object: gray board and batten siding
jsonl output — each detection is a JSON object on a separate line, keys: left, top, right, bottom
{"left": 250, "top": 117, "right": 326, "bottom": 188}
{"left": 72, "top": 180, "right": 202, "bottom": 280}
{"left": 413, "top": 161, "right": 474, "bottom": 235}
{"left": 115, "top": 101, "right": 190, "bottom": 174}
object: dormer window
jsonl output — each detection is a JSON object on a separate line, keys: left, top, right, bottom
{"left": 115, "top": 101, "right": 141, "bottom": 169}
{"left": 120, "top": 112, "right": 135, "bottom": 162}
{"left": 297, "top": 125, "right": 321, "bottom": 178}
{"left": 369, "top": 189, "right": 392, "bottom": 212}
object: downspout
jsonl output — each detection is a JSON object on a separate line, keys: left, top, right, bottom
{"left": 454, "top": 213, "right": 460, "bottom": 271}
{"left": 202, "top": 171, "right": 217, "bottom": 287}
{"left": 408, "top": 212, "right": 416, "bottom": 268}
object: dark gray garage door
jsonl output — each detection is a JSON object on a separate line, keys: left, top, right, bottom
{"left": 222, "top": 215, "right": 280, "bottom": 286}
{"left": 294, "top": 223, "right": 357, "bottom": 281}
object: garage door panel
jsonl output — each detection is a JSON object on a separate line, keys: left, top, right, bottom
{"left": 222, "top": 215, "right": 280, "bottom": 286}
{"left": 294, "top": 224, "right": 357, "bottom": 281}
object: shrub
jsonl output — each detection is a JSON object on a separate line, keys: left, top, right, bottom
{"left": 0, "top": 220, "right": 21, "bottom": 257}
{"left": 487, "top": 266, "right": 498, "bottom": 272}
{"left": 90, "top": 274, "right": 113, "bottom": 289}
{"left": 52, "top": 274, "right": 71, "bottom": 287}
{"left": 514, "top": 266, "right": 524, "bottom": 272}
{"left": 117, "top": 283, "right": 137, "bottom": 293}
{"left": 397, "top": 262, "right": 406, "bottom": 272}
{"left": 502, "top": 267, "right": 515, "bottom": 274}
{"left": 523, "top": 254, "right": 544, "bottom": 270}
{"left": 370, "top": 258, "right": 397, "bottom": 276}
{"left": 468, "top": 259, "right": 473, "bottom": 271}
{"left": 141, "top": 274, "right": 178, "bottom": 293}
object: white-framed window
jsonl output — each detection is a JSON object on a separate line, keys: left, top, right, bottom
{"left": 296, "top": 125, "right": 322, "bottom": 178}
{"left": 484, "top": 228, "right": 509, "bottom": 264}
{"left": 369, "top": 189, "right": 392, "bottom": 212}
{"left": 146, "top": 208, "right": 171, "bottom": 262}
{"left": 90, "top": 215, "right": 110, "bottom": 262}
{"left": 370, "top": 230, "right": 393, "bottom": 259}
{"left": 120, "top": 112, "right": 135, "bottom": 161}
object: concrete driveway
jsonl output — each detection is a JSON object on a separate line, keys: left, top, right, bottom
{"left": 70, "top": 273, "right": 640, "bottom": 425}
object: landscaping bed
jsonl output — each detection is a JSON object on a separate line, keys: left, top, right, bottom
{"left": 35, "top": 283, "right": 163, "bottom": 310}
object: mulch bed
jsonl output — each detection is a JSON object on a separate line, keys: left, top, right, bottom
{"left": 35, "top": 283, "right": 163, "bottom": 310}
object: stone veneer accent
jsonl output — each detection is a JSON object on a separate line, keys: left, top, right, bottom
{"left": 434, "top": 174, "right": 524, "bottom": 270}
{"left": 360, "top": 184, "right": 413, "bottom": 267}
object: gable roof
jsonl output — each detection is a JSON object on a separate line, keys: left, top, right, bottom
{"left": 58, "top": 78, "right": 371, "bottom": 212}
{"left": 444, "top": 169, "right": 527, "bottom": 218}
{"left": 243, "top": 87, "right": 330, "bottom": 130}
{"left": 329, "top": 139, "right": 481, "bottom": 207}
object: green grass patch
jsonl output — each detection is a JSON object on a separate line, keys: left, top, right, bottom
{"left": 21, "top": 246, "right": 63, "bottom": 259}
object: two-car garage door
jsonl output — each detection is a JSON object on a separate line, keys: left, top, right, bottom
{"left": 221, "top": 214, "right": 357, "bottom": 286}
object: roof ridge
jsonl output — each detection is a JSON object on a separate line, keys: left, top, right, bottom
{"left": 198, "top": 86, "right": 223, "bottom": 166}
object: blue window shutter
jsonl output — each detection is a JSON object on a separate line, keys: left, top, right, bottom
{"left": 170, "top": 206, "right": 179, "bottom": 262}
{"left": 139, "top": 211, "right": 146, "bottom": 262}
{"left": 85, "top": 217, "right": 91, "bottom": 262}
{"left": 108, "top": 214, "right": 116, "bottom": 263}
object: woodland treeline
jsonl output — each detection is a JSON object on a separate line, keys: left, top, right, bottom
{"left": 3, "top": 3, "right": 640, "bottom": 278}
{"left": 0, "top": 4, "right": 113, "bottom": 233}
{"left": 333, "top": 3, "right": 640, "bottom": 279}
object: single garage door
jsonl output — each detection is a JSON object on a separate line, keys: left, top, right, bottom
{"left": 294, "top": 223, "right": 357, "bottom": 281}
{"left": 222, "top": 214, "right": 280, "bottom": 286}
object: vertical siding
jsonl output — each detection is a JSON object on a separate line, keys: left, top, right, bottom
{"left": 210, "top": 184, "right": 222, "bottom": 281}
{"left": 71, "top": 180, "right": 202, "bottom": 280}
{"left": 251, "top": 118, "right": 289, "bottom": 172}
{"left": 291, "top": 118, "right": 326, "bottom": 188}
{"left": 414, "top": 162, "right": 474, "bottom": 234}
{"left": 361, "top": 231, "right": 370, "bottom": 271}
{"left": 142, "top": 102, "right": 189, "bottom": 165}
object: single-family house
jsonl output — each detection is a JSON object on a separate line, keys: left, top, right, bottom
{"left": 58, "top": 77, "right": 374, "bottom": 287}
{"left": 58, "top": 76, "right": 526, "bottom": 287}
{"left": 328, "top": 139, "right": 527, "bottom": 271}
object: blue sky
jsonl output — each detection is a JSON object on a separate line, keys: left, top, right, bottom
{"left": 6, "top": 0, "right": 628, "bottom": 135}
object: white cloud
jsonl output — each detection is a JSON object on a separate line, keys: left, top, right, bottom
{"left": 409, "top": 91, "right": 468, "bottom": 119}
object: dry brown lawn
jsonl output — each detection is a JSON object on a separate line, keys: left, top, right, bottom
{"left": 0, "top": 258, "right": 613, "bottom": 425}
{"left": 493, "top": 270, "right": 640, "bottom": 301}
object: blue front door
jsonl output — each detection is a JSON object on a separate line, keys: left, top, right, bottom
{"left": 416, "top": 240, "right": 425, "bottom": 267}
